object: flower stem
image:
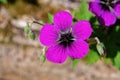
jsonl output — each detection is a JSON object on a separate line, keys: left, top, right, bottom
{"left": 86, "top": 37, "right": 100, "bottom": 45}
{"left": 33, "top": 20, "right": 44, "bottom": 26}
{"left": 42, "top": 46, "right": 48, "bottom": 55}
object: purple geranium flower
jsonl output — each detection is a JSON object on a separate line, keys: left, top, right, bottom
{"left": 39, "top": 11, "right": 92, "bottom": 64}
{"left": 89, "top": 0, "right": 120, "bottom": 26}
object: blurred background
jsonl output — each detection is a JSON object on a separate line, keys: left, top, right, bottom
{"left": 0, "top": 0, "right": 120, "bottom": 80}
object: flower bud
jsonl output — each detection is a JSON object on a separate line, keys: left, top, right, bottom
{"left": 38, "top": 52, "right": 46, "bottom": 64}
{"left": 28, "top": 32, "right": 36, "bottom": 40}
{"left": 24, "top": 27, "right": 30, "bottom": 34}
{"left": 96, "top": 43, "right": 106, "bottom": 56}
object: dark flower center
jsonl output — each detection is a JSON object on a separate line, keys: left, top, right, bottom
{"left": 100, "top": 0, "right": 115, "bottom": 10}
{"left": 58, "top": 32, "right": 75, "bottom": 47}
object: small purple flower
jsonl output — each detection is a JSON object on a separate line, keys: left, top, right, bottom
{"left": 89, "top": 0, "right": 120, "bottom": 26}
{"left": 39, "top": 11, "right": 92, "bottom": 64}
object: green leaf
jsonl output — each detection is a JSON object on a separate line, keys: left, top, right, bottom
{"left": 71, "top": 10, "right": 76, "bottom": 18}
{"left": 28, "top": 32, "right": 36, "bottom": 40}
{"left": 72, "top": 59, "right": 80, "bottom": 68}
{"left": 48, "top": 13, "right": 53, "bottom": 24}
{"left": 0, "top": 0, "right": 7, "bottom": 3}
{"left": 87, "top": 50, "right": 100, "bottom": 64}
{"left": 105, "top": 58, "right": 111, "bottom": 64}
{"left": 114, "top": 52, "right": 120, "bottom": 70}
{"left": 78, "top": 0, "right": 93, "bottom": 20}
{"left": 115, "top": 26, "right": 120, "bottom": 32}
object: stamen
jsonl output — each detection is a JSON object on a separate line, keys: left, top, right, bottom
{"left": 100, "top": 0, "right": 115, "bottom": 10}
{"left": 58, "top": 31, "right": 75, "bottom": 47}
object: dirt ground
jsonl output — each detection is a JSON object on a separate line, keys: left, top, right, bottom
{"left": 0, "top": 44, "right": 120, "bottom": 80}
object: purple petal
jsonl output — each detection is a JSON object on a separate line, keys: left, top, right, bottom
{"left": 46, "top": 44, "right": 67, "bottom": 64}
{"left": 99, "top": 11, "right": 116, "bottom": 26}
{"left": 89, "top": 2, "right": 103, "bottom": 16}
{"left": 54, "top": 11, "right": 72, "bottom": 31}
{"left": 93, "top": 0, "right": 100, "bottom": 2}
{"left": 114, "top": 3, "right": 120, "bottom": 18}
{"left": 39, "top": 24, "right": 58, "bottom": 46}
{"left": 66, "top": 39, "right": 89, "bottom": 59}
{"left": 72, "top": 20, "right": 92, "bottom": 40}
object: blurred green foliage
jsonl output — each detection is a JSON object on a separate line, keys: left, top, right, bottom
{"left": 0, "top": 0, "right": 7, "bottom": 3}
{"left": 72, "top": 59, "right": 80, "bottom": 68}
{"left": 72, "top": 0, "right": 120, "bottom": 70}
{"left": 77, "top": 0, "right": 93, "bottom": 20}
{"left": 114, "top": 52, "right": 120, "bottom": 70}
{"left": 87, "top": 49, "right": 100, "bottom": 64}
{"left": 48, "top": 13, "right": 53, "bottom": 24}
